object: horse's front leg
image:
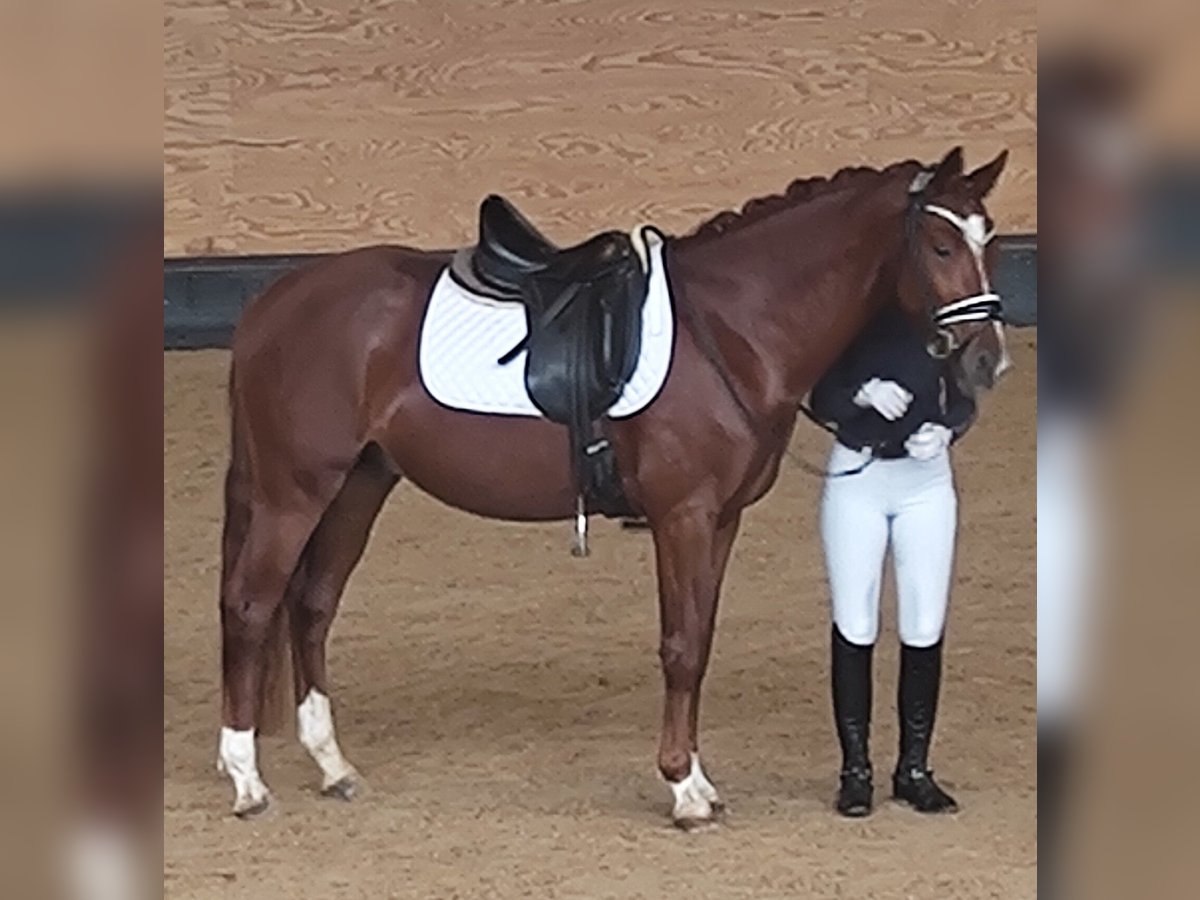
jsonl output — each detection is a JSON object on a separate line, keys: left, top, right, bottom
{"left": 651, "top": 506, "right": 738, "bottom": 829}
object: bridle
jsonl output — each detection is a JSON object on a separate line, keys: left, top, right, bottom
{"left": 905, "top": 172, "right": 1004, "bottom": 359}
{"left": 679, "top": 170, "right": 1008, "bottom": 481}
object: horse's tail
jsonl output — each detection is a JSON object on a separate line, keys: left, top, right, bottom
{"left": 222, "top": 362, "right": 294, "bottom": 737}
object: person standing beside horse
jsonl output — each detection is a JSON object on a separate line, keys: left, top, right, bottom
{"left": 809, "top": 186, "right": 1009, "bottom": 817}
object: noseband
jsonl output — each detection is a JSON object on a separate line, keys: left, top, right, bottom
{"left": 905, "top": 172, "right": 1003, "bottom": 358}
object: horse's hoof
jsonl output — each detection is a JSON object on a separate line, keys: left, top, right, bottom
{"left": 673, "top": 815, "right": 719, "bottom": 832}
{"left": 709, "top": 799, "right": 728, "bottom": 817}
{"left": 321, "top": 776, "right": 359, "bottom": 802}
{"left": 233, "top": 796, "right": 270, "bottom": 819}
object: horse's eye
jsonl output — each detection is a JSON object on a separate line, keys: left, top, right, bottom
{"left": 934, "top": 246, "right": 952, "bottom": 258}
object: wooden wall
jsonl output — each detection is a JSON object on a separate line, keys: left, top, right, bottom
{"left": 165, "top": 0, "right": 1036, "bottom": 257}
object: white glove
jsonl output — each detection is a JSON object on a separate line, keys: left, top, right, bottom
{"left": 905, "top": 422, "right": 952, "bottom": 461}
{"left": 853, "top": 378, "right": 912, "bottom": 421}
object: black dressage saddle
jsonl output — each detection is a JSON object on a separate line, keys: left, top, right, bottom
{"left": 471, "top": 196, "right": 630, "bottom": 302}
{"left": 452, "top": 195, "right": 650, "bottom": 517}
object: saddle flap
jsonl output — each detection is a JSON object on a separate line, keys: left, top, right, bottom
{"left": 522, "top": 259, "right": 646, "bottom": 424}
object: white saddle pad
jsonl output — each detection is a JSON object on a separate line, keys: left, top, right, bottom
{"left": 419, "top": 228, "right": 674, "bottom": 418}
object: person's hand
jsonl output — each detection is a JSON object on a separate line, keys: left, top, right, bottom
{"left": 905, "top": 422, "right": 952, "bottom": 461}
{"left": 853, "top": 378, "right": 912, "bottom": 421}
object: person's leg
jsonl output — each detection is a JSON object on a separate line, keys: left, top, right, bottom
{"left": 820, "top": 451, "right": 890, "bottom": 815}
{"left": 829, "top": 626, "right": 875, "bottom": 815}
{"left": 890, "top": 456, "right": 959, "bottom": 812}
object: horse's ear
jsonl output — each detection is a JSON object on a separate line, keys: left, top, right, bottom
{"left": 966, "top": 149, "right": 1009, "bottom": 198}
{"left": 927, "top": 146, "right": 964, "bottom": 192}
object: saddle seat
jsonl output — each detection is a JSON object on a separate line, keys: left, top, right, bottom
{"left": 471, "top": 195, "right": 634, "bottom": 300}
{"left": 449, "top": 194, "right": 652, "bottom": 518}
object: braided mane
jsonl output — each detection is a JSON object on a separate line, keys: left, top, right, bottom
{"left": 681, "top": 159, "right": 923, "bottom": 241}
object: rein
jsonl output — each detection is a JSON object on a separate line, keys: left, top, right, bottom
{"left": 795, "top": 403, "right": 875, "bottom": 477}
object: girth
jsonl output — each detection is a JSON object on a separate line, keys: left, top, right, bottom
{"left": 451, "top": 195, "right": 650, "bottom": 523}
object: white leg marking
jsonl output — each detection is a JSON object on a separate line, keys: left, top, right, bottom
{"left": 669, "top": 753, "right": 721, "bottom": 824}
{"left": 217, "top": 727, "right": 269, "bottom": 815}
{"left": 298, "top": 688, "right": 356, "bottom": 791}
{"left": 689, "top": 752, "right": 721, "bottom": 806}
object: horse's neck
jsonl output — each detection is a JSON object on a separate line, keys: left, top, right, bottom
{"left": 670, "top": 189, "right": 904, "bottom": 412}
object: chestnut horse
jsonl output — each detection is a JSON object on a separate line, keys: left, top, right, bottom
{"left": 217, "top": 147, "right": 1009, "bottom": 827}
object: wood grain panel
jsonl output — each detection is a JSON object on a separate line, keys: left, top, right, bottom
{"left": 164, "top": 0, "right": 1035, "bottom": 256}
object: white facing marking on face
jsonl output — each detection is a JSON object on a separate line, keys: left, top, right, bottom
{"left": 994, "top": 320, "right": 1014, "bottom": 376}
{"left": 963, "top": 213, "right": 991, "bottom": 252}
{"left": 923, "top": 204, "right": 995, "bottom": 290}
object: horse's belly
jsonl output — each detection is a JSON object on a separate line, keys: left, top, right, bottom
{"left": 379, "top": 401, "right": 577, "bottom": 521}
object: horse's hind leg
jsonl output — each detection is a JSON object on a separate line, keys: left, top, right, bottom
{"left": 219, "top": 488, "right": 328, "bottom": 816}
{"left": 288, "top": 447, "right": 399, "bottom": 799}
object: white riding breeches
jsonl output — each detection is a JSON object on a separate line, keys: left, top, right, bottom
{"left": 820, "top": 442, "right": 958, "bottom": 647}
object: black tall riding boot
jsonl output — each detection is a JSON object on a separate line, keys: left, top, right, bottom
{"left": 893, "top": 640, "right": 958, "bottom": 813}
{"left": 832, "top": 626, "right": 874, "bottom": 816}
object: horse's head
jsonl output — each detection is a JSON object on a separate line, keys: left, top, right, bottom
{"left": 896, "top": 147, "right": 1012, "bottom": 393}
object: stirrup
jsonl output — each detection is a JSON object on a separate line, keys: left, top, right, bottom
{"left": 571, "top": 494, "right": 589, "bottom": 558}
